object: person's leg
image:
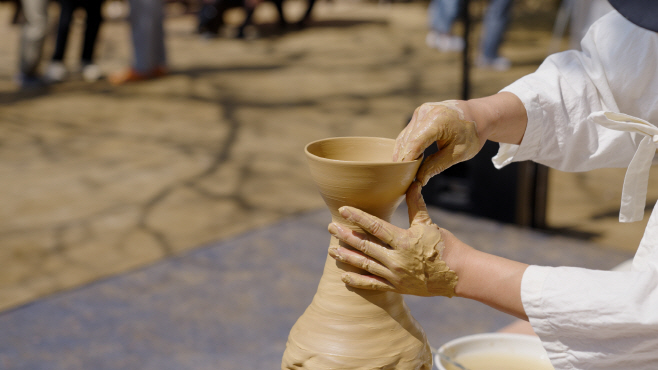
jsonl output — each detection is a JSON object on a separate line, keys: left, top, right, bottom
{"left": 299, "top": 0, "right": 315, "bottom": 25}
{"left": 237, "top": 4, "right": 256, "bottom": 38}
{"left": 52, "top": 0, "right": 75, "bottom": 62}
{"left": 479, "top": 0, "right": 512, "bottom": 60}
{"left": 198, "top": 0, "right": 225, "bottom": 35}
{"left": 151, "top": 0, "right": 166, "bottom": 72}
{"left": 80, "top": 0, "right": 104, "bottom": 64}
{"left": 110, "top": 0, "right": 166, "bottom": 84}
{"left": 78, "top": 0, "right": 104, "bottom": 81}
{"left": 128, "top": 0, "right": 166, "bottom": 74}
{"left": 428, "top": 0, "right": 461, "bottom": 34}
{"left": 45, "top": 0, "right": 75, "bottom": 82}
{"left": 18, "top": 0, "right": 49, "bottom": 80}
{"left": 426, "top": 0, "right": 464, "bottom": 51}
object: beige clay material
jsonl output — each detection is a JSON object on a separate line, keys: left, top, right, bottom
{"left": 327, "top": 182, "right": 458, "bottom": 297}
{"left": 281, "top": 137, "right": 431, "bottom": 370}
{"left": 394, "top": 101, "right": 480, "bottom": 186}
{"left": 341, "top": 206, "right": 458, "bottom": 297}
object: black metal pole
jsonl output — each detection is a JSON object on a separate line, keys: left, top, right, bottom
{"left": 460, "top": 0, "right": 471, "bottom": 101}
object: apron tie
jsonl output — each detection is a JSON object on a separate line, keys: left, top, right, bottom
{"left": 589, "top": 111, "right": 658, "bottom": 223}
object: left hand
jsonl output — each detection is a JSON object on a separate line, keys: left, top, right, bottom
{"left": 327, "top": 182, "right": 458, "bottom": 297}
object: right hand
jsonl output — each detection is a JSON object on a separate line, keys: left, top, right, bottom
{"left": 393, "top": 101, "right": 483, "bottom": 185}
{"left": 327, "top": 181, "right": 459, "bottom": 297}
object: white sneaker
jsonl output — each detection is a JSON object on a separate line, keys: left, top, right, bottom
{"left": 475, "top": 56, "right": 511, "bottom": 71}
{"left": 44, "top": 61, "right": 67, "bottom": 83}
{"left": 81, "top": 63, "right": 103, "bottom": 82}
{"left": 426, "top": 31, "right": 464, "bottom": 52}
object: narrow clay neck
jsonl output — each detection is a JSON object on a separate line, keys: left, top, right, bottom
{"left": 318, "top": 212, "right": 405, "bottom": 309}
{"left": 316, "top": 237, "right": 408, "bottom": 320}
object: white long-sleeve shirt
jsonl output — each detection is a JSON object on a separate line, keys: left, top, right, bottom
{"left": 492, "top": 10, "right": 658, "bottom": 370}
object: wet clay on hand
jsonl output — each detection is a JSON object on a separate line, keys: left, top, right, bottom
{"left": 394, "top": 101, "right": 480, "bottom": 185}
{"left": 327, "top": 182, "right": 458, "bottom": 297}
{"left": 282, "top": 137, "right": 431, "bottom": 370}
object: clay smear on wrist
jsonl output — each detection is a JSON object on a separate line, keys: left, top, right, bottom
{"left": 282, "top": 137, "right": 431, "bottom": 370}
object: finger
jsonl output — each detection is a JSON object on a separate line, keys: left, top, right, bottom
{"left": 338, "top": 207, "right": 405, "bottom": 247}
{"left": 341, "top": 272, "right": 396, "bottom": 292}
{"left": 328, "top": 223, "right": 391, "bottom": 264}
{"left": 416, "top": 147, "right": 460, "bottom": 186}
{"left": 403, "top": 107, "right": 421, "bottom": 142}
{"left": 398, "top": 103, "right": 449, "bottom": 162}
{"left": 396, "top": 105, "right": 425, "bottom": 162}
{"left": 398, "top": 115, "right": 440, "bottom": 163}
{"left": 394, "top": 108, "right": 419, "bottom": 162}
{"left": 406, "top": 181, "right": 433, "bottom": 226}
{"left": 398, "top": 130, "right": 438, "bottom": 163}
{"left": 328, "top": 246, "right": 394, "bottom": 281}
{"left": 392, "top": 126, "right": 409, "bottom": 162}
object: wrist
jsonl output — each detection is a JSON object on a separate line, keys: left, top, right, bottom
{"left": 440, "top": 228, "right": 528, "bottom": 320}
{"left": 459, "top": 99, "right": 493, "bottom": 147}
{"left": 459, "top": 250, "right": 529, "bottom": 320}
{"left": 463, "top": 92, "right": 527, "bottom": 146}
{"left": 438, "top": 228, "right": 474, "bottom": 297}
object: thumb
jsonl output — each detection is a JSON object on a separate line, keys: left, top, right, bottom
{"left": 392, "top": 126, "right": 408, "bottom": 162}
{"left": 406, "top": 181, "right": 433, "bottom": 226}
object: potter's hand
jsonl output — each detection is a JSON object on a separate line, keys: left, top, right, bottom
{"left": 393, "top": 101, "right": 482, "bottom": 186}
{"left": 328, "top": 182, "right": 458, "bottom": 297}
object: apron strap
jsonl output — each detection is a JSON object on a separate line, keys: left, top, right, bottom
{"left": 589, "top": 111, "right": 658, "bottom": 222}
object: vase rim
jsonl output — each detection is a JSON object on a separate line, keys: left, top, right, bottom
{"left": 305, "top": 136, "right": 423, "bottom": 166}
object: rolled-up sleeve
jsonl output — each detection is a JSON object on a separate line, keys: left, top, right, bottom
{"left": 522, "top": 265, "right": 658, "bottom": 370}
{"left": 492, "top": 10, "right": 658, "bottom": 370}
{"left": 493, "top": 10, "right": 658, "bottom": 172}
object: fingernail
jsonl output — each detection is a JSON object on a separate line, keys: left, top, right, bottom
{"left": 341, "top": 274, "right": 351, "bottom": 284}
{"left": 328, "top": 223, "right": 338, "bottom": 235}
{"left": 339, "top": 207, "right": 352, "bottom": 218}
{"left": 329, "top": 247, "right": 343, "bottom": 261}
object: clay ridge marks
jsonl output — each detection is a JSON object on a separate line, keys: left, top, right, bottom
{"left": 282, "top": 137, "right": 430, "bottom": 370}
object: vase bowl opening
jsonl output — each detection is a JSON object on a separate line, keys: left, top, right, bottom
{"left": 304, "top": 137, "right": 422, "bottom": 225}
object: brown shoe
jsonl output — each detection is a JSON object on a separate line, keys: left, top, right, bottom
{"left": 108, "top": 67, "right": 168, "bottom": 85}
{"left": 151, "top": 66, "right": 168, "bottom": 78}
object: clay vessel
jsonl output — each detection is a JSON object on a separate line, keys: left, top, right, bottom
{"left": 281, "top": 137, "right": 432, "bottom": 370}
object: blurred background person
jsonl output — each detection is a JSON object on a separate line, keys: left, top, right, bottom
{"left": 568, "top": 0, "right": 612, "bottom": 50}
{"left": 16, "top": 0, "right": 48, "bottom": 88}
{"left": 548, "top": 0, "right": 613, "bottom": 54}
{"left": 109, "top": 0, "right": 167, "bottom": 84}
{"left": 426, "top": 0, "right": 513, "bottom": 71}
{"left": 196, "top": 0, "right": 315, "bottom": 39}
{"left": 45, "top": 0, "right": 105, "bottom": 83}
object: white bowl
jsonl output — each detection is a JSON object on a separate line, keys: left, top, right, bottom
{"left": 434, "top": 333, "right": 553, "bottom": 370}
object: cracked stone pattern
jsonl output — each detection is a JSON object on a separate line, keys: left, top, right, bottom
{"left": 0, "top": 2, "right": 558, "bottom": 311}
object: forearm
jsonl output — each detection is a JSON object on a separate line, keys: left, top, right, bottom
{"left": 460, "top": 92, "right": 528, "bottom": 146}
{"left": 441, "top": 229, "right": 529, "bottom": 320}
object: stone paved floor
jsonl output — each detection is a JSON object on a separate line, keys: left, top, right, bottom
{"left": 0, "top": 206, "right": 633, "bottom": 370}
{"left": 0, "top": 1, "right": 655, "bottom": 313}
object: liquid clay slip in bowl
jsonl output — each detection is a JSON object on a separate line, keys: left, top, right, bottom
{"left": 435, "top": 333, "right": 554, "bottom": 370}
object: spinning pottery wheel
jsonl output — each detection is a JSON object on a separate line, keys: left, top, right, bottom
{"left": 282, "top": 137, "right": 432, "bottom": 370}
